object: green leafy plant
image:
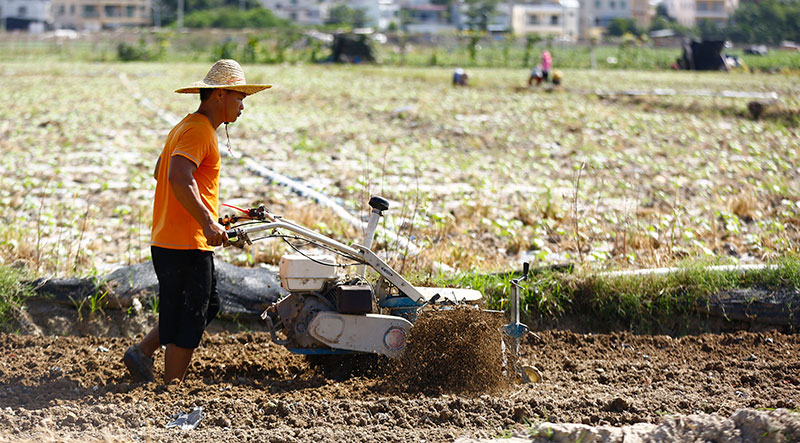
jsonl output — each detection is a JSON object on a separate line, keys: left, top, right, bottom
{"left": 88, "top": 289, "right": 108, "bottom": 316}
{"left": 0, "top": 266, "right": 34, "bottom": 331}
{"left": 148, "top": 295, "right": 160, "bottom": 315}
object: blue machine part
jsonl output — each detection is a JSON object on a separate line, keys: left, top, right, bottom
{"left": 380, "top": 296, "right": 424, "bottom": 322}
{"left": 503, "top": 323, "right": 530, "bottom": 339}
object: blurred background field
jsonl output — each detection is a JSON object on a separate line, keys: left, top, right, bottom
{"left": 2, "top": 29, "right": 800, "bottom": 71}
{"left": 0, "top": 58, "right": 797, "bottom": 281}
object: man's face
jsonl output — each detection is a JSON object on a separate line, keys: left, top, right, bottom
{"left": 222, "top": 90, "right": 247, "bottom": 123}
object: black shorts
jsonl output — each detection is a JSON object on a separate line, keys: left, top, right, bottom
{"left": 151, "top": 246, "right": 220, "bottom": 349}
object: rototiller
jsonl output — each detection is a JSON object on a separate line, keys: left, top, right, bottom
{"left": 223, "top": 196, "right": 539, "bottom": 380}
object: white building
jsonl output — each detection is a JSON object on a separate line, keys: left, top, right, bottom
{"left": 401, "top": 2, "right": 453, "bottom": 33}
{"left": 662, "top": 0, "right": 736, "bottom": 27}
{"left": 351, "top": 0, "right": 399, "bottom": 30}
{"left": 511, "top": 0, "right": 579, "bottom": 39}
{"left": 51, "top": 0, "right": 151, "bottom": 30}
{"left": 588, "top": 0, "right": 632, "bottom": 27}
{"left": 1, "top": 0, "right": 52, "bottom": 31}
{"left": 258, "top": 0, "right": 329, "bottom": 25}
{"left": 663, "top": 0, "right": 694, "bottom": 26}
{"left": 694, "top": 0, "right": 736, "bottom": 26}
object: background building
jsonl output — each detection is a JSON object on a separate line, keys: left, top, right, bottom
{"left": 1, "top": 0, "right": 52, "bottom": 31}
{"left": 257, "top": 0, "right": 330, "bottom": 25}
{"left": 511, "top": 0, "right": 579, "bottom": 39}
{"left": 664, "top": 0, "right": 694, "bottom": 26}
{"left": 351, "top": 0, "right": 398, "bottom": 30}
{"left": 694, "top": 0, "right": 736, "bottom": 26}
{"left": 630, "top": 0, "right": 652, "bottom": 28}
{"left": 400, "top": 2, "right": 451, "bottom": 33}
{"left": 49, "top": 0, "right": 151, "bottom": 30}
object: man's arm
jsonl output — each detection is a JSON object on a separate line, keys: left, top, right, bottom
{"left": 168, "top": 155, "right": 228, "bottom": 247}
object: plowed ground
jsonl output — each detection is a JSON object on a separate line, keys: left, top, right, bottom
{"left": 0, "top": 313, "right": 798, "bottom": 442}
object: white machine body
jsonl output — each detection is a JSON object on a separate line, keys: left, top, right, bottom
{"left": 308, "top": 312, "right": 412, "bottom": 359}
{"left": 279, "top": 254, "right": 338, "bottom": 292}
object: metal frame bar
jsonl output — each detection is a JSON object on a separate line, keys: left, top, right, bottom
{"left": 229, "top": 219, "right": 424, "bottom": 303}
{"left": 230, "top": 220, "right": 364, "bottom": 261}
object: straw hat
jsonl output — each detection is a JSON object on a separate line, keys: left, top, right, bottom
{"left": 174, "top": 59, "right": 271, "bottom": 96}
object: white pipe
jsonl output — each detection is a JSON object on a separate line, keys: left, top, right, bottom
{"left": 600, "top": 263, "right": 777, "bottom": 278}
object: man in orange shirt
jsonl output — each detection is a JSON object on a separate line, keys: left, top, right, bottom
{"left": 122, "top": 60, "right": 270, "bottom": 383}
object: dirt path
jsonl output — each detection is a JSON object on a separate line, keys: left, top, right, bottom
{"left": 1, "top": 322, "right": 798, "bottom": 441}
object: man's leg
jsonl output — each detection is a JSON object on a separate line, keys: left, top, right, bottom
{"left": 164, "top": 344, "right": 195, "bottom": 382}
{"left": 123, "top": 325, "right": 158, "bottom": 382}
{"left": 139, "top": 324, "right": 160, "bottom": 357}
{"left": 161, "top": 251, "right": 215, "bottom": 383}
{"left": 123, "top": 246, "right": 172, "bottom": 382}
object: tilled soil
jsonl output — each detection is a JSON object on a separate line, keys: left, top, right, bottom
{"left": 1, "top": 318, "right": 798, "bottom": 442}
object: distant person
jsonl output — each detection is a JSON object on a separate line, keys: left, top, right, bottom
{"left": 528, "top": 65, "right": 544, "bottom": 86}
{"left": 529, "top": 51, "right": 554, "bottom": 86}
{"left": 541, "top": 50, "right": 552, "bottom": 82}
{"left": 122, "top": 60, "right": 271, "bottom": 383}
{"left": 453, "top": 68, "right": 469, "bottom": 86}
{"left": 552, "top": 70, "right": 562, "bottom": 86}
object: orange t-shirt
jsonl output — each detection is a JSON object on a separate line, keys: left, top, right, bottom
{"left": 151, "top": 113, "right": 220, "bottom": 251}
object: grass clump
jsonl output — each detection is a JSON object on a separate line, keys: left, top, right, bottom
{"left": 432, "top": 255, "right": 800, "bottom": 333}
{"left": 0, "top": 265, "right": 35, "bottom": 332}
{"left": 739, "top": 255, "right": 800, "bottom": 290}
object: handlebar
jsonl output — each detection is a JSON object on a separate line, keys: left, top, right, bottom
{"left": 512, "top": 262, "right": 530, "bottom": 286}
{"left": 225, "top": 219, "right": 365, "bottom": 263}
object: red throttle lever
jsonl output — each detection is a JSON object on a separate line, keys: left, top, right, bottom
{"left": 219, "top": 204, "right": 272, "bottom": 229}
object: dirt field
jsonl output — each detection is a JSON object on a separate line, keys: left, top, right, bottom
{"left": 0, "top": 61, "right": 798, "bottom": 442}
{"left": 1, "top": 306, "right": 798, "bottom": 442}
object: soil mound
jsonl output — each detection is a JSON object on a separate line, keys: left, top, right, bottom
{"left": 394, "top": 307, "right": 509, "bottom": 395}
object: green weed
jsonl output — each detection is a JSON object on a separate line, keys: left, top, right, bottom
{"left": 148, "top": 295, "right": 160, "bottom": 315}
{"left": 0, "top": 265, "right": 34, "bottom": 331}
{"left": 88, "top": 289, "right": 109, "bottom": 316}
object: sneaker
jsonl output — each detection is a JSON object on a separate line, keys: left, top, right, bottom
{"left": 122, "top": 344, "right": 154, "bottom": 382}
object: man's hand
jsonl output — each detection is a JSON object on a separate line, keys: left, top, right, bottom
{"left": 203, "top": 222, "right": 229, "bottom": 247}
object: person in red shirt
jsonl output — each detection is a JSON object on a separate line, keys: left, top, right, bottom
{"left": 122, "top": 60, "right": 270, "bottom": 383}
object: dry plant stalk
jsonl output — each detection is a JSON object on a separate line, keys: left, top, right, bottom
{"left": 571, "top": 162, "right": 586, "bottom": 264}
{"left": 728, "top": 192, "right": 759, "bottom": 221}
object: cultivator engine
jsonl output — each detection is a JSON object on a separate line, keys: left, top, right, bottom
{"left": 224, "top": 196, "right": 536, "bottom": 380}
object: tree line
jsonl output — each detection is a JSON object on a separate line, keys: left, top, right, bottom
{"left": 154, "top": 0, "right": 798, "bottom": 46}
{"left": 608, "top": 0, "right": 800, "bottom": 45}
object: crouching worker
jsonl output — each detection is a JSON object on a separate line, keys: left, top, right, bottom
{"left": 528, "top": 66, "right": 543, "bottom": 86}
{"left": 453, "top": 67, "right": 469, "bottom": 86}
{"left": 552, "top": 70, "right": 562, "bottom": 86}
{"left": 122, "top": 59, "right": 271, "bottom": 383}
{"left": 528, "top": 50, "right": 553, "bottom": 86}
